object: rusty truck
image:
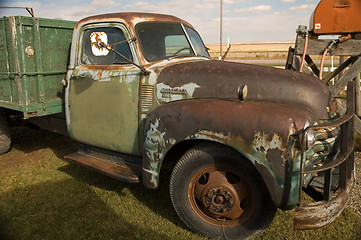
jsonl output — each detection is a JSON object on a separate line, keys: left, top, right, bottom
{"left": 0, "top": 11, "right": 355, "bottom": 239}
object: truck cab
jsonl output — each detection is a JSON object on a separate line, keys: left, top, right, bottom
{"left": 66, "top": 13, "right": 210, "bottom": 156}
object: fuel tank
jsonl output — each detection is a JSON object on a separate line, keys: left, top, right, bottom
{"left": 310, "top": 0, "right": 361, "bottom": 34}
{"left": 156, "top": 60, "right": 332, "bottom": 120}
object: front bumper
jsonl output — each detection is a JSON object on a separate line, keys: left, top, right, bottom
{"left": 294, "top": 170, "right": 354, "bottom": 229}
{"left": 294, "top": 81, "right": 356, "bottom": 230}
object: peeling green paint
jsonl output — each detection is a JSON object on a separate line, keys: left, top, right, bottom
{"left": 189, "top": 130, "right": 286, "bottom": 187}
{"left": 144, "top": 118, "right": 176, "bottom": 184}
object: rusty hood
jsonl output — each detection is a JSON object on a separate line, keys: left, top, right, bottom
{"left": 155, "top": 60, "right": 331, "bottom": 120}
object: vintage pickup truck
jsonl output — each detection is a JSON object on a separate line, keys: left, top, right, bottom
{"left": 0, "top": 12, "right": 355, "bottom": 239}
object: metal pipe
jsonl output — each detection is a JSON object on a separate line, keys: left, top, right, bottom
{"left": 319, "top": 48, "right": 328, "bottom": 79}
{"left": 0, "top": 7, "right": 34, "bottom": 17}
{"left": 299, "top": 34, "right": 309, "bottom": 72}
{"left": 220, "top": 0, "right": 223, "bottom": 59}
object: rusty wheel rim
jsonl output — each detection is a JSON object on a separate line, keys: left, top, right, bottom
{"left": 188, "top": 166, "right": 256, "bottom": 227}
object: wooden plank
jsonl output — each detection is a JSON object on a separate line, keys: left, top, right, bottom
{"left": 356, "top": 75, "right": 361, "bottom": 117}
{"left": 295, "top": 36, "right": 361, "bottom": 56}
{"left": 322, "top": 56, "right": 356, "bottom": 84}
{"left": 354, "top": 115, "right": 361, "bottom": 134}
{"left": 330, "top": 57, "right": 361, "bottom": 96}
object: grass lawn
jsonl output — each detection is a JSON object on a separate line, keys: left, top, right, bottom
{"left": 1, "top": 127, "right": 360, "bottom": 240}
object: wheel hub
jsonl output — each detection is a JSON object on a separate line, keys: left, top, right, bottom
{"left": 204, "top": 187, "right": 234, "bottom": 214}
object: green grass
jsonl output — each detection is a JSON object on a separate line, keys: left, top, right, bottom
{"left": 1, "top": 127, "right": 360, "bottom": 240}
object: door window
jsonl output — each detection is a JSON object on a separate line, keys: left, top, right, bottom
{"left": 82, "top": 27, "right": 133, "bottom": 65}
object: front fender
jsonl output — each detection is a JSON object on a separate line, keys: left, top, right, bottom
{"left": 142, "top": 99, "right": 314, "bottom": 207}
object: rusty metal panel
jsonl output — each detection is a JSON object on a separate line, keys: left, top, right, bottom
{"left": 155, "top": 60, "right": 332, "bottom": 120}
{"left": 310, "top": 0, "right": 361, "bottom": 34}
{"left": 141, "top": 98, "right": 315, "bottom": 207}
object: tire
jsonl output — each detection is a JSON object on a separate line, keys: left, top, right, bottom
{"left": 170, "top": 143, "right": 276, "bottom": 240}
{"left": 0, "top": 113, "right": 11, "bottom": 155}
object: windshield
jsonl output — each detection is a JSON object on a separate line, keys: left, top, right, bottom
{"left": 135, "top": 22, "right": 210, "bottom": 62}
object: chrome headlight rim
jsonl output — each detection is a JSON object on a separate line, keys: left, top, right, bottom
{"left": 305, "top": 129, "right": 316, "bottom": 149}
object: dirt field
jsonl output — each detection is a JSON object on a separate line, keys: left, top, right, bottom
{"left": 206, "top": 42, "right": 294, "bottom": 59}
{"left": 207, "top": 42, "right": 294, "bottom": 53}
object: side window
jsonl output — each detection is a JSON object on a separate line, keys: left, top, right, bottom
{"left": 184, "top": 26, "right": 210, "bottom": 58}
{"left": 82, "top": 27, "right": 133, "bottom": 65}
{"left": 165, "top": 35, "right": 191, "bottom": 56}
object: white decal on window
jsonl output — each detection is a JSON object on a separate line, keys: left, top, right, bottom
{"left": 90, "top": 32, "right": 110, "bottom": 56}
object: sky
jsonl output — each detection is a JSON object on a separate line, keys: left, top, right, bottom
{"left": 0, "top": 0, "right": 321, "bottom": 43}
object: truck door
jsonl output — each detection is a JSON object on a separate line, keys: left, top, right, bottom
{"left": 67, "top": 24, "right": 141, "bottom": 156}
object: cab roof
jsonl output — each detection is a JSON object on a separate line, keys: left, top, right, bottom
{"left": 76, "top": 12, "right": 193, "bottom": 29}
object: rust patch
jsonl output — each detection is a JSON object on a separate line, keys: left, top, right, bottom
{"left": 78, "top": 65, "right": 135, "bottom": 71}
{"left": 266, "top": 148, "right": 285, "bottom": 178}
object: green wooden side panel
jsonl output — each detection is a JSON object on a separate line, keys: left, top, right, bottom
{"left": 0, "top": 16, "right": 76, "bottom": 118}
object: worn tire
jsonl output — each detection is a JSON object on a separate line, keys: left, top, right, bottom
{"left": 170, "top": 143, "right": 276, "bottom": 240}
{"left": 0, "top": 113, "right": 11, "bottom": 155}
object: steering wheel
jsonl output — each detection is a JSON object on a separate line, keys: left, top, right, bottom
{"left": 172, "top": 47, "right": 191, "bottom": 56}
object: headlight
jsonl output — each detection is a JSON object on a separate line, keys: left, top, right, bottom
{"left": 305, "top": 129, "right": 316, "bottom": 149}
{"left": 304, "top": 119, "right": 311, "bottom": 129}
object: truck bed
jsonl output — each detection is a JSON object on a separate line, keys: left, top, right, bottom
{"left": 0, "top": 16, "right": 76, "bottom": 118}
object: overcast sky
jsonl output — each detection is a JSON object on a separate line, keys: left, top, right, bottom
{"left": 0, "top": 0, "right": 320, "bottom": 43}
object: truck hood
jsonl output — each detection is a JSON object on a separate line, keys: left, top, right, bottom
{"left": 155, "top": 60, "right": 331, "bottom": 120}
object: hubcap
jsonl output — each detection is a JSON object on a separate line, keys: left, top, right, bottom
{"left": 188, "top": 166, "right": 255, "bottom": 227}
{"left": 204, "top": 187, "right": 234, "bottom": 214}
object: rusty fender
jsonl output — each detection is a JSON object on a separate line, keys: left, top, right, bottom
{"left": 142, "top": 98, "right": 314, "bottom": 207}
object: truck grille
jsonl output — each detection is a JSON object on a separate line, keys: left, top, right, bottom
{"left": 304, "top": 126, "right": 340, "bottom": 169}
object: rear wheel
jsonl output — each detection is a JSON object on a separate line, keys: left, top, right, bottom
{"left": 170, "top": 143, "right": 276, "bottom": 239}
{"left": 0, "top": 113, "right": 11, "bottom": 154}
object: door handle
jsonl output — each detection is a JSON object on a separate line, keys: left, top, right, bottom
{"left": 71, "top": 72, "right": 92, "bottom": 79}
{"left": 72, "top": 73, "right": 86, "bottom": 78}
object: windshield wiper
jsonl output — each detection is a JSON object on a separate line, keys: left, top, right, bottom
{"left": 99, "top": 41, "right": 150, "bottom": 75}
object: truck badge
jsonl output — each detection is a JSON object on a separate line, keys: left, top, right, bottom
{"left": 160, "top": 88, "right": 187, "bottom": 98}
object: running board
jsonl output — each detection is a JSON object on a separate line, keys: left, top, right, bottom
{"left": 64, "top": 145, "right": 142, "bottom": 183}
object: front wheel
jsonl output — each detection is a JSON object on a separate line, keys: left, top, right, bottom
{"left": 170, "top": 143, "right": 276, "bottom": 240}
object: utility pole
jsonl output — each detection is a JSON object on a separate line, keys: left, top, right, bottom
{"left": 220, "top": 0, "right": 223, "bottom": 59}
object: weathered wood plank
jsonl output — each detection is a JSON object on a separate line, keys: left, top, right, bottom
{"left": 356, "top": 75, "right": 361, "bottom": 117}
{"left": 354, "top": 115, "right": 361, "bottom": 134}
{"left": 295, "top": 37, "right": 361, "bottom": 56}
{"left": 322, "top": 56, "right": 357, "bottom": 84}
{"left": 330, "top": 57, "right": 361, "bottom": 96}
